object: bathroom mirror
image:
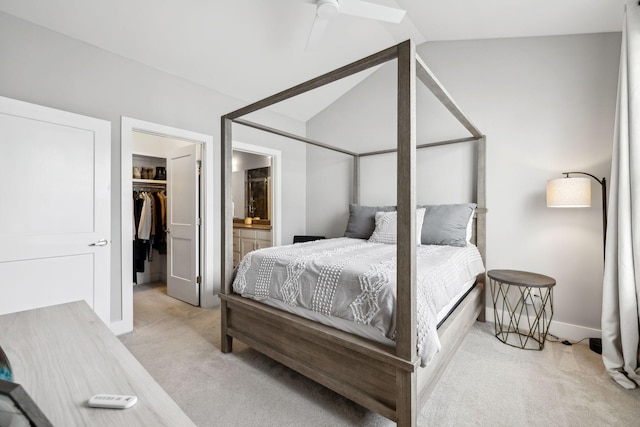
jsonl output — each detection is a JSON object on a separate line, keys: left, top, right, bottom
{"left": 246, "top": 167, "right": 270, "bottom": 220}
{"left": 232, "top": 150, "right": 272, "bottom": 223}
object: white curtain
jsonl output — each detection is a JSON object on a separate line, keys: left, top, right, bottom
{"left": 602, "top": 1, "right": 640, "bottom": 390}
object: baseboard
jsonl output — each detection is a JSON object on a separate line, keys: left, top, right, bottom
{"left": 201, "top": 293, "right": 221, "bottom": 309}
{"left": 109, "top": 319, "right": 133, "bottom": 336}
{"left": 484, "top": 306, "right": 601, "bottom": 343}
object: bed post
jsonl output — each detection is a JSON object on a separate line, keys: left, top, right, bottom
{"left": 353, "top": 155, "right": 360, "bottom": 204}
{"left": 221, "top": 116, "right": 233, "bottom": 353}
{"left": 476, "top": 136, "right": 487, "bottom": 322}
{"left": 396, "top": 39, "right": 418, "bottom": 427}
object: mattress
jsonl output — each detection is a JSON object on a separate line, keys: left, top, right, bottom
{"left": 257, "top": 278, "right": 476, "bottom": 347}
{"left": 233, "top": 237, "right": 485, "bottom": 366}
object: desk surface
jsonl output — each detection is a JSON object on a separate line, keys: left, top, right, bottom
{"left": 0, "top": 301, "right": 196, "bottom": 426}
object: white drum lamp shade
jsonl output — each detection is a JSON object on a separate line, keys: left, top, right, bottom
{"left": 546, "top": 177, "right": 591, "bottom": 207}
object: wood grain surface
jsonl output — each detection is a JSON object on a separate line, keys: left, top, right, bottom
{"left": 0, "top": 301, "right": 195, "bottom": 426}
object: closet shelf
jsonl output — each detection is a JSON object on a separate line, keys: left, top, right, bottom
{"left": 133, "top": 179, "right": 166, "bottom": 185}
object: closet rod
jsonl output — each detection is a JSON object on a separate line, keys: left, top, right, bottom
{"left": 133, "top": 184, "right": 166, "bottom": 191}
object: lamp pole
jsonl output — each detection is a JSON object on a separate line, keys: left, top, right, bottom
{"left": 563, "top": 171, "right": 607, "bottom": 257}
{"left": 563, "top": 172, "right": 607, "bottom": 354}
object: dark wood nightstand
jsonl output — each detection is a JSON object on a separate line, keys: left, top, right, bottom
{"left": 292, "top": 235, "right": 325, "bottom": 244}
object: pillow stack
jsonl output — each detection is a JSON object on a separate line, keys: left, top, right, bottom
{"left": 344, "top": 203, "right": 476, "bottom": 247}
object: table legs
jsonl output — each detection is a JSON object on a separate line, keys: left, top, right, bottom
{"left": 490, "top": 279, "right": 554, "bottom": 350}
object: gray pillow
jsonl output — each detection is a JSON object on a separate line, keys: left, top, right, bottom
{"left": 344, "top": 204, "right": 396, "bottom": 239}
{"left": 419, "top": 203, "right": 476, "bottom": 247}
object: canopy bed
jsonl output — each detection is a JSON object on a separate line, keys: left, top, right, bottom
{"left": 220, "top": 40, "right": 487, "bottom": 426}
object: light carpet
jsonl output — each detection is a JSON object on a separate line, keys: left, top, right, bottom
{"left": 119, "top": 282, "right": 640, "bottom": 426}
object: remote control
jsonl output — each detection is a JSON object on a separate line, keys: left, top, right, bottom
{"left": 88, "top": 394, "right": 138, "bottom": 409}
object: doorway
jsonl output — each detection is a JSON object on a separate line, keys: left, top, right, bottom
{"left": 232, "top": 152, "right": 272, "bottom": 222}
{"left": 232, "top": 141, "right": 282, "bottom": 248}
{"left": 119, "top": 117, "right": 215, "bottom": 335}
{"left": 131, "top": 133, "right": 200, "bottom": 306}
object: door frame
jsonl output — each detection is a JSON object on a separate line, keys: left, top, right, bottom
{"left": 233, "top": 141, "right": 282, "bottom": 247}
{"left": 118, "top": 117, "right": 215, "bottom": 334}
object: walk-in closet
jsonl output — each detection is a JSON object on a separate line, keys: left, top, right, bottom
{"left": 132, "top": 130, "right": 202, "bottom": 307}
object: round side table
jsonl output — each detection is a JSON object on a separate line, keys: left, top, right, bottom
{"left": 488, "top": 269, "right": 555, "bottom": 350}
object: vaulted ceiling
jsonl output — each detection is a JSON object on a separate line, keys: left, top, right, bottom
{"left": 0, "top": 0, "right": 627, "bottom": 121}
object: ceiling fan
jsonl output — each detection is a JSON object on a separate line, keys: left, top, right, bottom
{"left": 304, "top": 0, "right": 407, "bottom": 50}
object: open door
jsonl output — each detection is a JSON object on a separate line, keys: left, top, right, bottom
{"left": 166, "top": 144, "right": 200, "bottom": 306}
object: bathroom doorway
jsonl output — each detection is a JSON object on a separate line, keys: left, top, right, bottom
{"left": 232, "top": 151, "right": 272, "bottom": 223}
{"left": 232, "top": 141, "right": 282, "bottom": 248}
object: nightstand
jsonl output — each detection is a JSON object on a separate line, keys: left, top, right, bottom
{"left": 488, "top": 269, "right": 555, "bottom": 350}
{"left": 293, "top": 235, "right": 325, "bottom": 244}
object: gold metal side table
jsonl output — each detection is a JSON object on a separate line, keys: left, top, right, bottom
{"left": 488, "top": 269, "right": 555, "bottom": 350}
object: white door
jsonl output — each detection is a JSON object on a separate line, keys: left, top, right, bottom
{"left": 166, "top": 144, "right": 199, "bottom": 305}
{"left": 0, "top": 96, "right": 111, "bottom": 325}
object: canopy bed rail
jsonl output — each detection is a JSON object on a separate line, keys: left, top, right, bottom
{"left": 220, "top": 39, "right": 486, "bottom": 426}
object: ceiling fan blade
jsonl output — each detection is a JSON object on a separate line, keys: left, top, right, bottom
{"left": 338, "top": 0, "right": 406, "bottom": 23}
{"left": 306, "top": 16, "right": 329, "bottom": 50}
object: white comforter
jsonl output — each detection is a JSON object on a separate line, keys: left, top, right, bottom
{"left": 233, "top": 237, "right": 484, "bottom": 366}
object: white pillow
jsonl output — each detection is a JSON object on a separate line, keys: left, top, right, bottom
{"left": 466, "top": 207, "right": 476, "bottom": 244}
{"left": 369, "top": 208, "right": 426, "bottom": 245}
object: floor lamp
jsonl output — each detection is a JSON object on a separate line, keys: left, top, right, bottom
{"left": 546, "top": 171, "right": 607, "bottom": 354}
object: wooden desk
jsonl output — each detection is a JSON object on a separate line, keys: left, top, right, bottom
{"left": 0, "top": 301, "right": 196, "bottom": 426}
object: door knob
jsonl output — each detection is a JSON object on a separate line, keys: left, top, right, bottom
{"left": 89, "top": 239, "right": 108, "bottom": 247}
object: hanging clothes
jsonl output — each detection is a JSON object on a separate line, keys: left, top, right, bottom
{"left": 138, "top": 192, "right": 153, "bottom": 241}
{"left": 132, "top": 189, "right": 167, "bottom": 283}
{"left": 133, "top": 192, "right": 147, "bottom": 282}
{"left": 154, "top": 192, "right": 167, "bottom": 254}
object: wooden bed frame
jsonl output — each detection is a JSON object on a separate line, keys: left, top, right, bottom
{"left": 220, "top": 40, "right": 486, "bottom": 426}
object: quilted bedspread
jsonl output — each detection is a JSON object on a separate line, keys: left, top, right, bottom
{"left": 232, "top": 237, "right": 485, "bottom": 366}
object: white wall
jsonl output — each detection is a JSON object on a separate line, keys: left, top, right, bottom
{"left": 305, "top": 51, "right": 476, "bottom": 238}
{"left": 132, "top": 131, "right": 193, "bottom": 158}
{"left": 306, "top": 33, "right": 620, "bottom": 339}
{"left": 0, "top": 11, "right": 307, "bottom": 324}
